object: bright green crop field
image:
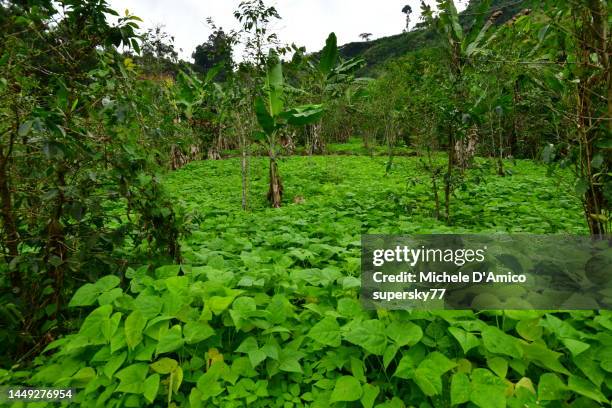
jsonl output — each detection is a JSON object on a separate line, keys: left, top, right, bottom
{"left": 9, "top": 156, "right": 612, "bottom": 408}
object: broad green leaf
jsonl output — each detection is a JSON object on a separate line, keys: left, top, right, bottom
{"left": 110, "top": 328, "right": 127, "bottom": 354}
{"left": 308, "top": 316, "right": 341, "bottom": 347}
{"left": 486, "top": 356, "right": 508, "bottom": 378}
{"left": 103, "top": 351, "right": 127, "bottom": 378}
{"left": 95, "top": 275, "right": 121, "bottom": 291}
{"left": 208, "top": 296, "right": 235, "bottom": 315}
{"left": 413, "top": 351, "right": 457, "bottom": 396}
{"left": 481, "top": 325, "right": 522, "bottom": 358}
{"left": 567, "top": 375, "right": 607, "bottom": 403}
{"left": 101, "top": 312, "right": 122, "bottom": 342}
{"left": 516, "top": 377, "right": 536, "bottom": 395}
{"left": 69, "top": 284, "right": 99, "bottom": 307}
{"left": 319, "top": 32, "right": 338, "bottom": 76}
{"left": 115, "top": 363, "right": 148, "bottom": 394}
{"left": 98, "top": 288, "right": 123, "bottom": 306}
{"left": 183, "top": 321, "right": 214, "bottom": 344}
{"left": 344, "top": 319, "right": 387, "bottom": 355}
{"left": 335, "top": 57, "right": 366, "bottom": 75}
{"left": 360, "top": 383, "right": 379, "bottom": 408}
{"left": 189, "top": 388, "right": 203, "bottom": 407}
{"left": 125, "top": 310, "right": 146, "bottom": 350}
{"left": 71, "top": 367, "right": 95, "bottom": 385}
{"left": 573, "top": 350, "right": 605, "bottom": 386}
{"left": 463, "top": 0, "right": 492, "bottom": 48}
{"left": 165, "top": 276, "right": 189, "bottom": 297}
{"left": 196, "top": 361, "right": 228, "bottom": 400}
{"left": 237, "top": 337, "right": 258, "bottom": 353}
{"left": 155, "top": 265, "right": 180, "bottom": 279}
{"left": 450, "top": 372, "right": 470, "bottom": 406}
{"left": 330, "top": 375, "right": 362, "bottom": 403}
{"left": 150, "top": 358, "right": 178, "bottom": 374}
{"left": 414, "top": 359, "right": 443, "bottom": 396}
{"left": 386, "top": 321, "right": 423, "bottom": 347}
{"left": 522, "top": 342, "right": 570, "bottom": 375}
{"left": 469, "top": 368, "right": 507, "bottom": 408}
{"left": 448, "top": 326, "right": 480, "bottom": 354}
{"left": 350, "top": 357, "right": 365, "bottom": 383}
{"left": 248, "top": 349, "right": 267, "bottom": 368}
{"left": 282, "top": 104, "right": 324, "bottom": 126}
{"left": 143, "top": 374, "right": 160, "bottom": 403}
{"left": 79, "top": 304, "right": 113, "bottom": 340}
{"left": 428, "top": 352, "right": 457, "bottom": 373}
{"left": 156, "top": 325, "right": 183, "bottom": 355}
{"left": 393, "top": 344, "right": 426, "bottom": 379}
{"left": 538, "top": 373, "right": 568, "bottom": 401}
{"left": 278, "top": 349, "right": 304, "bottom": 373}
{"left": 265, "top": 51, "right": 284, "bottom": 116}
{"left": 383, "top": 344, "right": 399, "bottom": 370}
{"left": 172, "top": 366, "right": 183, "bottom": 393}
{"left": 516, "top": 318, "right": 542, "bottom": 341}
{"left": 561, "top": 338, "right": 590, "bottom": 356}
{"left": 134, "top": 295, "right": 163, "bottom": 320}
{"left": 255, "top": 97, "right": 275, "bottom": 136}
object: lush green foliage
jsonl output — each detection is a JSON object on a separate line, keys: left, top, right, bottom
{"left": 0, "top": 0, "right": 189, "bottom": 360}
{"left": 0, "top": 0, "right": 610, "bottom": 406}
{"left": 6, "top": 156, "right": 609, "bottom": 407}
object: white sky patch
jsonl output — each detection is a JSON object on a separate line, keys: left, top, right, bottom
{"left": 108, "top": 0, "right": 469, "bottom": 62}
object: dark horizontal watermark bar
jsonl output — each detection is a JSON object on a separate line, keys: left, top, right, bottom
{"left": 361, "top": 234, "right": 612, "bottom": 310}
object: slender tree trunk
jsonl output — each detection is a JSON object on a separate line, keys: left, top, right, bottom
{"left": 445, "top": 124, "right": 454, "bottom": 223}
{"left": 497, "top": 116, "right": 505, "bottom": 177}
{"left": 1, "top": 113, "right": 21, "bottom": 288}
{"left": 385, "top": 118, "right": 396, "bottom": 174}
{"left": 241, "top": 133, "right": 249, "bottom": 211}
{"left": 573, "top": 0, "right": 609, "bottom": 235}
{"left": 46, "top": 167, "right": 67, "bottom": 316}
{"left": 509, "top": 79, "right": 520, "bottom": 157}
{"left": 427, "top": 148, "right": 441, "bottom": 220}
{"left": 0, "top": 157, "right": 20, "bottom": 287}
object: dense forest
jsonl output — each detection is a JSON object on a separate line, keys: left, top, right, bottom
{"left": 0, "top": 0, "right": 611, "bottom": 406}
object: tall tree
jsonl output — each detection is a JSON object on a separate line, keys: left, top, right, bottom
{"left": 234, "top": 0, "right": 281, "bottom": 69}
{"left": 537, "top": 0, "right": 610, "bottom": 234}
{"left": 139, "top": 25, "right": 179, "bottom": 77}
{"left": 402, "top": 4, "right": 413, "bottom": 32}
{"left": 192, "top": 27, "right": 234, "bottom": 79}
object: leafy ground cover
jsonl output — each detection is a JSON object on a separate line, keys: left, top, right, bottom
{"left": 219, "top": 138, "right": 415, "bottom": 158}
{"left": 6, "top": 156, "right": 610, "bottom": 408}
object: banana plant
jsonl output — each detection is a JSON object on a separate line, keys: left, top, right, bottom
{"left": 174, "top": 65, "right": 221, "bottom": 120}
{"left": 421, "top": 0, "right": 498, "bottom": 77}
{"left": 302, "top": 32, "right": 367, "bottom": 153}
{"left": 255, "top": 50, "right": 323, "bottom": 207}
{"left": 314, "top": 32, "right": 366, "bottom": 95}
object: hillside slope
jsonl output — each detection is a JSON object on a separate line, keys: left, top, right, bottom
{"left": 338, "top": 0, "right": 529, "bottom": 74}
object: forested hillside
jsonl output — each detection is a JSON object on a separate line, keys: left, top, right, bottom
{"left": 0, "top": 0, "right": 610, "bottom": 407}
{"left": 337, "top": 0, "right": 529, "bottom": 74}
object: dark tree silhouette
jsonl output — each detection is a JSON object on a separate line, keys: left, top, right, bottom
{"left": 402, "top": 4, "right": 412, "bottom": 32}
{"left": 192, "top": 28, "right": 234, "bottom": 79}
{"left": 359, "top": 32, "right": 373, "bottom": 41}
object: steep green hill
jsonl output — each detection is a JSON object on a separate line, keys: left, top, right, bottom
{"left": 338, "top": 0, "right": 529, "bottom": 74}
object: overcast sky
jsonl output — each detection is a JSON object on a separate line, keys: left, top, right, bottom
{"left": 108, "top": 0, "right": 469, "bottom": 62}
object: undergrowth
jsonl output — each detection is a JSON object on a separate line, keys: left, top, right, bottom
{"left": 4, "top": 156, "right": 606, "bottom": 408}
